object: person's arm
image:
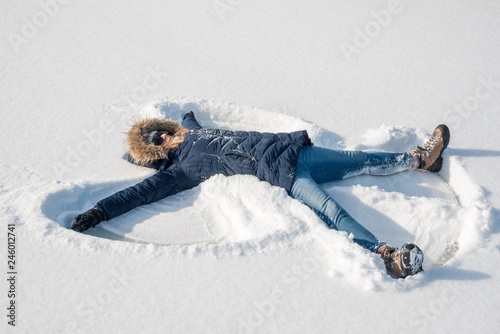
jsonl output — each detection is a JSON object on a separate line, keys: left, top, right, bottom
{"left": 71, "top": 165, "right": 199, "bottom": 232}
{"left": 182, "top": 111, "right": 203, "bottom": 130}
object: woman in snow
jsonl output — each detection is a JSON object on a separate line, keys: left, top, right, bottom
{"left": 71, "top": 111, "right": 449, "bottom": 278}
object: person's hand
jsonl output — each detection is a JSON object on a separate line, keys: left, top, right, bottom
{"left": 183, "top": 111, "right": 195, "bottom": 120}
{"left": 71, "top": 205, "right": 108, "bottom": 232}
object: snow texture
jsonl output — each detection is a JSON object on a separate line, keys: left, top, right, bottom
{"left": 1, "top": 1, "right": 499, "bottom": 333}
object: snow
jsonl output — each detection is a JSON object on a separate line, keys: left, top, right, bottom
{"left": 1, "top": 0, "right": 500, "bottom": 332}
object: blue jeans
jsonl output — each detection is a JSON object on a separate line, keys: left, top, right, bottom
{"left": 290, "top": 146, "right": 414, "bottom": 253}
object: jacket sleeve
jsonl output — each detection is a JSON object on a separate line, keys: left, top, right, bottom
{"left": 182, "top": 113, "right": 203, "bottom": 130}
{"left": 97, "top": 165, "right": 199, "bottom": 220}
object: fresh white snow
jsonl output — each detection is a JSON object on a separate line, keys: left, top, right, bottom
{"left": 1, "top": 1, "right": 500, "bottom": 333}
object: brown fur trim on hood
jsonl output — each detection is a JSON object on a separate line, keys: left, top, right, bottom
{"left": 127, "top": 118, "right": 188, "bottom": 165}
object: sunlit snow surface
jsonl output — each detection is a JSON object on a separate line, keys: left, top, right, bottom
{"left": 4, "top": 1, "right": 499, "bottom": 331}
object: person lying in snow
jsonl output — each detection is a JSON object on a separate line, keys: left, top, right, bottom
{"left": 71, "top": 111, "right": 450, "bottom": 278}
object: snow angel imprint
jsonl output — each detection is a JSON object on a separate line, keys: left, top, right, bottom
{"left": 71, "top": 111, "right": 450, "bottom": 278}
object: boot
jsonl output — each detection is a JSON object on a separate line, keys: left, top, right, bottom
{"left": 411, "top": 124, "right": 450, "bottom": 172}
{"left": 378, "top": 243, "right": 424, "bottom": 278}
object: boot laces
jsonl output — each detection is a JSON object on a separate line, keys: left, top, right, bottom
{"left": 417, "top": 133, "right": 442, "bottom": 158}
{"left": 380, "top": 245, "right": 397, "bottom": 264}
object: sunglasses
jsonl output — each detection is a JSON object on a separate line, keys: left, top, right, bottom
{"left": 152, "top": 131, "right": 167, "bottom": 146}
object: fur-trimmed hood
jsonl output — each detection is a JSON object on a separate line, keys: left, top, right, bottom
{"left": 127, "top": 118, "right": 188, "bottom": 165}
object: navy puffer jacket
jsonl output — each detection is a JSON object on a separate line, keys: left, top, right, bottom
{"left": 98, "top": 115, "right": 312, "bottom": 220}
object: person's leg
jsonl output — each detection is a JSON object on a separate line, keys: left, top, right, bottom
{"left": 297, "top": 146, "right": 418, "bottom": 185}
{"left": 290, "top": 168, "right": 384, "bottom": 253}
